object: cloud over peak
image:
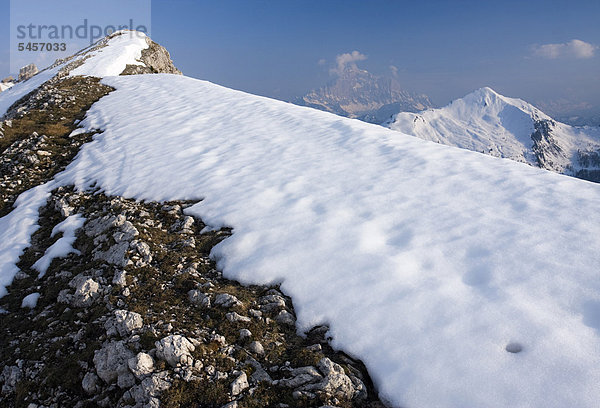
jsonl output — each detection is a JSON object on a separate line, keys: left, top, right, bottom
{"left": 331, "top": 50, "right": 367, "bottom": 75}
{"left": 533, "top": 39, "right": 597, "bottom": 59}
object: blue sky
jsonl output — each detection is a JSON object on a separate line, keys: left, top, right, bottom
{"left": 1, "top": 0, "right": 599, "bottom": 114}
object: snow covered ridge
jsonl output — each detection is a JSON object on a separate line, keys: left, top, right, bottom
{"left": 0, "top": 30, "right": 180, "bottom": 118}
{"left": 387, "top": 87, "right": 600, "bottom": 182}
{"left": 1, "top": 72, "right": 599, "bottom": 407}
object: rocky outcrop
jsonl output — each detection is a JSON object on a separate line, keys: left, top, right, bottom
{"left": 18, "top": 64, "right": 38, "bottom": 82}
{"left": 121, "top": 38, "right": 182, "bottom": 76}
{"left": 0, "top": 187, "right": 385, "bottom": 407}
{"left": 530, "top": 119, "right": 566, "bottom": 173}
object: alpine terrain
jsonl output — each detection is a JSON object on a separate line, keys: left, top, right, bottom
{"left": 387, "top": 87, "right": 600, "bottom": 182}
{"left": 295, "top": 66, "right": 431, "bottom": 124}
{"left": 1, "top": 32, "right": 600, "bottom": 408}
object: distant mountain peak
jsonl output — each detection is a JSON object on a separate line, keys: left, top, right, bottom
{"left": 387, "top": 88, "right": 600, "bottom": 182}
{"left": 295, "top": 67, "right": 432, "bottom": 124}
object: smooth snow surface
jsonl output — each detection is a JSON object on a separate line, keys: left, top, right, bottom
{"left": 3, "top": 74, "right": 600, "bottom": 407}
{"left": 21, "top": 292, "right": 40, "bottom": 308}
{"left": 32, "top": 214, "right": 85, "bottom": 278}
{"left": 69, "top": 32, "right": 148, "bottom": 78}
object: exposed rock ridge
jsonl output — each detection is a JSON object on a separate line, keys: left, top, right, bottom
{"left": 0, "top": 187, "right": 385, "bottom": 408}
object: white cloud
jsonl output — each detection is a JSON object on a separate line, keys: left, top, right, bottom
{"left": 533, "top": 39, "right": 597, "bottom": 59}
{"left": 389, "top": 65, "right": 398, "bottom": 77}
{"left": 331, "top": 50, "right": 366, "bottom": 75}
{"left": 317, "top": 58, "right": 326, "bottom": 66}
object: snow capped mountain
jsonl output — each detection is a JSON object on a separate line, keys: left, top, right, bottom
{"left": 2, "top": 33, "right": 600, "bottom": 408}
{"left": 296, "top": 66, "right": 432, "bottom": 123}
{"left": 387, "top": 87, "right": 600, "bottom": 182}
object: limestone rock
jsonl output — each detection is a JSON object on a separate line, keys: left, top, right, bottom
{"left": 69, "top": 275, "right": 100, "bottom": 307}
{"left": 214, "top": 293, "right": 242, "bottom": 308}
{"left": 19, "top": 63, "right": 38, "bottom": 81}
{"left": 155, "top": 335, "right": 195, "bottom": 367}
{"left": 230, "top": 371, "right": 249, "bottom": 396}
{"left": 93, "top": 340, "right": 135, "bottom": 387}
{"left": 128, "top": 353, "right": 155, "bottom": 379}
{"left": 188, "top": 289, "right": 210, "bottom": 308}
{"left": 105, "top": 309, "right": 143, "bottom": 337}
{"left": 82, "top": 372, "right": 100, "bottom": 395}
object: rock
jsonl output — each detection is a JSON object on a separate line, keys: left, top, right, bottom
{"left": 113, "top": 270, "right": 127, "bottom": 286}
{"left": 155, "top": 335, "right": 195, "bottom": 367}
{"left": 105, "top": 310, "right": 143, "bottom": 337}
{"left": 230, "top": 371, "right": 249, "bottom": 396}
{"left": 126, "top": 371, "right": 171, "bottom": 404}
{"left": 93, "top": 340, "right": 135, "bottom": 387}
{"left": 214, "top": 293, "right": 242, "bottom": 308}
{"left": 239, "top": 329, "right": 252, "bottom": 340}
{"left": 69, "top": 275, "right": 100, "bottom": 307}
{"left": 1, "top": 365, "right": 22, "bottom": 394}
{"left": 275, "top": 310, "right": 296, "bottom": 326}
{"left": 221, "top": 402, "right": 239, "bottom": 408}
{"left": 128, "top": 353, "right": 155, "bottom": 379}
{"left": 53, "top": 197, "right": 74, "bottom": 217}
{"left": 113, "top": 221, "right": 138, "bottom": 242}
{"left": 259, "top": 294, "right": 287, "bottom": 312}
{"left": 248, "top": 341, "right": 265, "bottom": 356}
{"left": 279, "top": 366, "right": 322, "bottom": 388}
{"left": 93, "top": 241, "right": 130, "bottom": 267}
{"left": 300, "top": 358, "right": 357, "bottom": 400}
{"left": 130, "top": 240, "right": 152, "bottom": 264}
{"left": 174, "top": 215, "right": 195, "bottom": 234}
{"left": 117, "top": 371, "right": 136, "bottom": 389}
{"left": 19, "top": 63, "right": 38, "bottom": 81}
{"left": 209, "top": 333, "right": 227, "bottom": 346}
{"left": 81, "top": 372, "right": 99, "bottom": 394}
{"left": 121, "top": 37, "right": 182, "bottom": 75}
{"left": 250, "top": 366, "right": 273, "bottom": 384}
{"left": 226, "top": 312, "right": 251, "bottom": 323}
{"left": 188, "top": 290, "right": 210, "bottom": 308}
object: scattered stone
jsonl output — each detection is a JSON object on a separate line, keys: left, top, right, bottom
{"left": 214, "top": 293, "right": 242, "bottom": 308}
{"left": 226, "top": 312, "right": 251, "bottom": 323}
{"left": 105, "top": 309, "right": 143, "bottom": 337}
{"left": 239, "top": 329, "right": 252, "bottom": 340}
{"left": 188, "top": 289, "right": 211, "bottom": 307}
{"left": 93, "top": 340, "right": 135, "bottom": 387}
{"left": 275, "top": 310, "right": 296, "bottom": 326}
{"left": 155, "top": 335, "right": 195, "bottom": 367}
{"left": 82, "top": 372, "right": 100, "bottom": 395}
{"left": 248, "top": 341, "right": 265, "bottom": 356}
{"left": 69, "top": 275, "right": 100, "bottom": 307}
{"left": 128, "top": 352, "right": 155, "bottom": 379}
{"left": 230, "top": 371, "right": 249, "bottom": 396}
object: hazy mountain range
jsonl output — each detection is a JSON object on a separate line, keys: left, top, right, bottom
{"left": 294, "top": 66, "right": 432, "bottom": 124}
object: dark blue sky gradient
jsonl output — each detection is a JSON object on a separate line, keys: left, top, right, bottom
{"left": 2, "top": 0, "right": 599, "bottom": 111}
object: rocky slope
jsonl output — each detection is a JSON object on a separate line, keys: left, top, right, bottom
{"left": 387, "top": 87, "right": 600, "bottom": 182}
{"left": 296, "top": 67, "right": 431, "bottom": 124}
{"left": 0, "top": 32, "right": 384, "bottom": 408}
